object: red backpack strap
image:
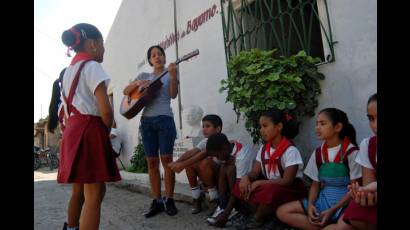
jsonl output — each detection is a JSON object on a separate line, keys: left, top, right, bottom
{"left": 62, "top": 60, "right": 93, "bottom": 116}
{"left": 342, "top": 146, "right": 359, "bottom": 170}
{"left": 315, "top": 147, "right": 322, "bottom": 170}
{"left": 276, "top": 142, "right": 295, "bottom": 177}
{"left": 368, "top": 136, "right": 377, "bottom": 169}
{"left": 260, "top": 145, "right": 268, "bottom": 179}
{"left": 275, "top": 158, "right": 284, "bottom": 177}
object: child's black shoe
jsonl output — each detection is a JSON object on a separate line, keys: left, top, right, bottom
{"left": 164, "top": 197, "right": 178, "bottom": 216}
{"left": 144, "top": 199, "right": 165, "bottom": 218}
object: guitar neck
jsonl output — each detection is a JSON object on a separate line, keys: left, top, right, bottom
{"left": 146, "top": 49, "right": 198, "bottom": 85}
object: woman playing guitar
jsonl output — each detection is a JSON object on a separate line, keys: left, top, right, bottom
{"left": 123, "top": 45, "right": 179, "bottom": 218}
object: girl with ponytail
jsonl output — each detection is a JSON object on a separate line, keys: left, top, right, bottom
{"left": 330, "top": 93, "right": 377, "bottom": 230}
{"left": 58, "top": 23, "right": 121, "bottom": 230}
{"left": 47, "top": 68, "right": 66, "bottom": 133}
{"left": 232, "top": 108, "right": 307, "bottom": 228}
{"left": 277, "top": 108, "right": 362, "bottom": 229}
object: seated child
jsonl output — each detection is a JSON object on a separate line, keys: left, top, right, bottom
{"left": 276, "top": 108, "right": 362, "bottom": 230}
{"left": 327, "top": 93, "right": 377, "bottom": 230}
{"left": 205, "top": 133, "right": 257, "bottom": 227}
{"left": 169, "top": 114, "right": 223, "bottom": 214}
{"left": 233, "top": 108, "right": 307, "bottom": 229}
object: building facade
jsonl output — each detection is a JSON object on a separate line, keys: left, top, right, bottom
{"left": 102, "top": 0, "right": 377, "bottom": 181}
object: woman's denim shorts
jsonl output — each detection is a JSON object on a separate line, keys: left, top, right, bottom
{"left": 139, "top": 115, "right": 177, "bottom": 157}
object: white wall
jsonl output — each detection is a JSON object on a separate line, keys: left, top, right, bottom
{"left": 295, "top": 0, "right": 377, "bottom": 161}
{"left": 103, "top": 0, "right": 175, "bottom": 167}
{"left": 103, "top": 0, "right": 256, "bottom": 170}
{"left": 103, "top": 0, "right": 377, "bottom": 170}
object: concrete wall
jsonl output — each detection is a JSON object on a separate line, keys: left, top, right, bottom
{"left": 103, "top": 0, "right": 175, "bottom": 167}
{"left": 103, "top": 0, "right": 376, "bottom": 171}
{"left": 103, "top": 0, "right": 256, "bottom": 169}
{"left": 294, "top": 0, "right": 377, "bottom": 161}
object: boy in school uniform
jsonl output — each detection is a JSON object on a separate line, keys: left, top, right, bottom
{"left": 169, "top": 114, "right": 223, "bottom": 214}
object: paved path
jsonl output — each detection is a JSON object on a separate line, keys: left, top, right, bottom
{"left": 34, "top": 168, "right": 235, "bottom": 230}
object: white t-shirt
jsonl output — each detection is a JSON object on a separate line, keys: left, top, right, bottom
{"left": 60, "top": 61, "right": 110, "bottom": 117}
{"left": 232, "top": 141, "right": 257, "bottom": 178}
{"left": 304, "top": 143, "right": 362, "bottom": 182}
{"left": 355, "top": 137, "right": 376, "bottom": 170}
{"left": 195, "top": 138, "right": 208, "bottom": 151}
{"left": 255, "top": 145, "right": 304, "bottom": 180}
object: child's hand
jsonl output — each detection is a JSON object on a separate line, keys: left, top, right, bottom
{"left": 359, "top": 181, "right": 377, "bottom": 193}
{"left": 214, "top": 212, "right": 228, "bottom": 228}
{"left": 169, "top": 162, "right": 184, "bottom": 173}
{"left": 246, "top": 180, "right": 263, "bottom": 200}
{"left": 365, "top": 191, "right": 377, "bottom": 206}
{"left": 307, "top": 204, "right": 321, "bottom": 225}
{"left": 356, "top": 191, "right": 377, "bottom": 207}
{"left": 239, "top": 176, "right": 251, "bottom": 199}
{"left": 319, "top": 208, "right": 335, "bottom": 226}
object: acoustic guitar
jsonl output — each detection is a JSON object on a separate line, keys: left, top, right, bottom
{"left": 120, "top": 49, "right": 199, "bottom": 119}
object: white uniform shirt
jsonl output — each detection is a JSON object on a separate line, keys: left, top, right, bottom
{"left": 195, "top": 138, "right": 208, "bottom": 151}
{"left": 60, "top": 61, "right": 110, "bottom": 117}
{"left": 304, "top": 143, "right": 362, "bottom": 182}
{"left": 255, "top": 145, "right": 304, "bottom": 180}
{"left": 355, "top": 137, "right": 376, "bottom": 170}
{"left": 231, "top": 141, "right": 257, "bottom": 178}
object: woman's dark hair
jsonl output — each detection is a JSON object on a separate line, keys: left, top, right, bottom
{"left": 202, "top": 114, "right": 223, "bottom": 130}
{"left": 147, "top": 45, "right": 166, "bottom": 66}
{"left": 47, "top": 68, "right": 66, "bottom": 133}
{"left": 206, "top": 133, "right": 230, "bottom": 153}
{"left": 260, "top": 108, "right": 299, "bottom": 139}
{"left": 61, "top": 23, "right": 102, "bottom": 52}
{"left": 319, "top": 108, "right": 358, "bottom": 147}
{"left": 368, "top": 93, "right": 377, "bottom": 105}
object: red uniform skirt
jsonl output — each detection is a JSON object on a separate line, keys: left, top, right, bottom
{"left": 233, "top": 178, "right": 307, "bottom": 209}
{"left": 57, "top": 114, "right": 121, "bottom": 183}
{"left": 343, "top": 200, "right": 377, "bottom": 225}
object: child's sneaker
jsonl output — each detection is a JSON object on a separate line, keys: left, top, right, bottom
{"left": 191, "top": 198, "right": 202, "bottom": 214}
{"left": 228, "top": 208, "right": 239, "bottom": 220}
{"left": 206, "top": 206, "right": 224, "bottom": 225}
{"left": 206, "top": 199, "right": 219, "bottom": 217}
{"left": 62, "top": 222, "right": 79, "bottom": 230}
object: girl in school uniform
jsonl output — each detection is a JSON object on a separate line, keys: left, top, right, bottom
{"left": 276, "top": 108, "right": 362, "bottom": 230}
{"left": 232, "top": 108, "right": 308, "bottom": 229}
{"left": 58, "top": 23, "right": 121, "bottom": 230}
{"left": 326, "top": 93, "right": 377, "bottom": 230}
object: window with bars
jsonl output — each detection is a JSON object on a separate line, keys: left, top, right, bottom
{"left": 220, "top": 0, "right": 335, "bottom": 65}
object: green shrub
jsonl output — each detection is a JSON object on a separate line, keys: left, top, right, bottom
{"left": 128, "top": 142, "right": 148, "bottom": 173}
{"left": 220, "top": 49, "right": 325, "bottom": 143}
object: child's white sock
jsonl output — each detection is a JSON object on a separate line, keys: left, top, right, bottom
{"left": 208, "top": 187, "right": 219, "bottom": 201}
{"left": 67, "top": 226, "right": 79, "bottom": 230}
{"left": 191, "top": 186, "right": 201, "bottom": 199}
